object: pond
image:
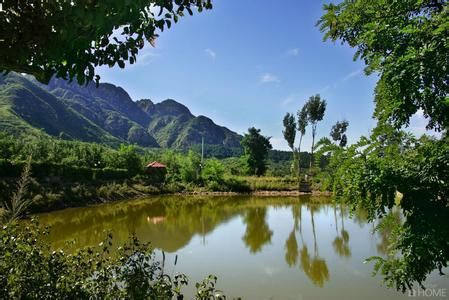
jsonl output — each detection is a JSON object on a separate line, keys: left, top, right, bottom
{"left": 37, "top": 195, "right": 448, "bottom": 299}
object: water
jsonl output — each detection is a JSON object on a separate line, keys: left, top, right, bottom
{"left": 37, "top": 195, "right": 448, "bottom": 300}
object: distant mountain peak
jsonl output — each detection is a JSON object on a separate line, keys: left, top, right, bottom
{"left": 155, "top": 99, "right": 192, "bottom": 117}
{"left": 136, "top": 99, "right": 155, "bottom": 115}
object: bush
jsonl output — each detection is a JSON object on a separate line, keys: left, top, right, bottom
{"left": 97, "top": 168, "right": 129, "bottom": 181}
{"left": 0, "top": 220, "right": 228, "bottom": 299}
{"left": 202, "top": 159, "right": 225, "bottom": 185}
{"left": 223, "top": 177, "right": 251, "bottom": 193}
{"left": 0, "top": 160, "right": 130, "bottom": 182}
{"left": 179, "top": 150, "right": 201, "bottom": 184}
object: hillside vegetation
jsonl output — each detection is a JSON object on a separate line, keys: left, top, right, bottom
{"left": 0, "top": 73, "right": 242, "bottom": 151}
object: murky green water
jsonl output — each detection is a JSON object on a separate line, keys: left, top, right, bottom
{"left": 37, "top": 195, "right": 448, "bottom": 300}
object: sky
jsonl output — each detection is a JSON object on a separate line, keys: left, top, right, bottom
{"left": 97, "top": 0, "right": 432, "bottom": 151}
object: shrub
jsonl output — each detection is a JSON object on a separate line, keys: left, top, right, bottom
{"left": 1, "top": 157, "right": 33, "bottom": 223}
{"left": 0, "top": 220, "right": 228, "bottom": 299}
{"left": 179, "top": 150, "right": 201, "bottom": 184}
{"left": 223, "top": 177, "right": 251, "bottom": 193}
{"left": 201, "top": 159, "right": 225, "bottom": 185}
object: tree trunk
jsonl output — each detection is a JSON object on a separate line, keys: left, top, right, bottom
{"left": 297, "top": 134, "right": 303, "bottom": 190}
{"left": 309, "top": 127, "right": 316, "bottom": 170}
{"left": 311, "top": 209, "right": 317, "bottom": 255}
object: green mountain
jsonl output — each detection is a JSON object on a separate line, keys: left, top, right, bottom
{"left": 0, "top": 73, "right": 242, "bottom": 150}
{"left": 137, "top": 99, "right": 242, "bottom": 149}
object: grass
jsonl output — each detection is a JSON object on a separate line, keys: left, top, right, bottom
{"left": 1, "top": 156, "right": 34, "bottom": 223}
{"left": 0, "top": 171, "right": 313, "bottom": 215}
{"left": 236, "top": 176, "right": 298, "bottom": 191}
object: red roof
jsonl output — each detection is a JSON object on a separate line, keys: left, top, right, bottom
{"left": 146, "top": 161, "right": 167, "bottom": 168}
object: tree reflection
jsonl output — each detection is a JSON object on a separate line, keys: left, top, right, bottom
{"left": 332, "top": 204, "right": 351, "bottom": 258}
{"left": 284, "top": 205, "right": 301, "bottom": 267}
{"left": 299, "top": 245, "right": 329, "bottom": 287}
{"left": 376, "top": 209, "right": 401, "bottom": 255}
{"left": 295, "top": 204, "right": 330, "bottom": 287}
{"left": 285, "top": 230, "right": 299, "bottom": 267}
{"left": 242, "top": 207, "right": 273, "bottom": 253}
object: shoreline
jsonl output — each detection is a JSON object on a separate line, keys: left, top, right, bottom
{"left": 29, "top": 189, "right": 332, "bottom": 215}
{"left": 175, "top": 190, "right": 332, "bottom": 197}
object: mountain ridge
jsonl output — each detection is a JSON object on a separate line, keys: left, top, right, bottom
{"left": 0, "top": 73, "right": 242, "bottom": 150}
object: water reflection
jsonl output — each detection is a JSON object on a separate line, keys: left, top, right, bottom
{"left": 284, "top": 229, "right": 298, "bottom": 267}
{"left": 332, "top": 204, "right": 351, "bottom": 258}
{"left": 302, "top": 204, "right": 330, "bottom": 287}
{"left": 242, "top": 207, "right": 273, "bottom": 253}
{"left": 37, "top": 195, "right": 414, "bottom": 298}
{"left": 375, "top": 209, "right": 402, "bottom": 256}
{"left": 281, "top": 204, "right": 331, "bottom": 287}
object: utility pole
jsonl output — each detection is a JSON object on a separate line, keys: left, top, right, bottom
{"left": 201, "top": 136, "right": 204, "bottom": 168}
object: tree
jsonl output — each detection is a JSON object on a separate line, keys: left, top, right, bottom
{"left": 242, "top": 208, "right": 273, "bottom": 253}
{"left": 179, "top": 150, "right": 201, "bottom": 183}
{"left": 282, "top": 113, "right": 296, "bottom": 152}
{"left": 318, "top": 0, "right": 449, "bottom": 131}
{"left": 116, "top": 144, "right": 142, "bottom": 176}
{"left": 201, "top": 158, "right": 225, "bottom": 185}
{"left": 297, "top": 104, "right": 309, "bottom": 173}
{"left": 0, "top": 0, "right": 213, "bottom": 85}
{"left": 318, "top": 1, "right": 449, "bottom": 291}
{"left": 241, "top": 127, "right": 272, "bottom": 176}
{"left": 282, "top": 104, "right": 309, "bottom": 184}
{"left": 330, "top": 120, "right": 349, "bottom": 147}
{"left": 282, "top": 113, "right": 297, "bottom": 175}
{"left": 306, "top": 95, "right": 327, "bottom": 169}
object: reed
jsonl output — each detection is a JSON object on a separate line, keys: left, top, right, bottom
{"left": 1, "top": 156, "right": 33, "bottom": 223}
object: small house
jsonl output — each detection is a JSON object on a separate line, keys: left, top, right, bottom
{"left": 145, "top": 161, "right": 167, "bottom": 183}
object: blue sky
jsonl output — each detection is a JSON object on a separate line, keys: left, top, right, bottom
{"left": 97, "top": 0, "right": 429, "bottom": 151}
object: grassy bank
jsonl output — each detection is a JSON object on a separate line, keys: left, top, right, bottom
{"left": 0, "top": 133, "right": 317, "bottom": 213}
{"left": 238, "top": 176, "right": 298, "bottom": 191}
{"left": 0, "top": 174, "right": 316, "bottom": 213}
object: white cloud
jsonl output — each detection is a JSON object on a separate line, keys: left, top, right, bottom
{"left": 281, "top": 93, "right": 305, "bottom": 107}
{"left": 343, "top": 69, "right": 363, "bottom": 81}
{"left": 138, "top": 51, "right": 159, "bottom": 64}
{"left": 124, "top": 49, "right": 160, "bottom": 68}
{"left": 281, "top": 95, "right": 296, "bottom": 107}
{"left": 205, "top": 48, "right": 216, "bottom": 60}
{"left": 286, "top": 48, "right": 300, "bottom": 56}
{"left": 260, "top": 73, "right": 280, "bottom": 84}
{"left": 319, "top": 68, "right": 363, "bottom": 93}
{"left": 319, "top": 85, "right": 331, "bottom": 94}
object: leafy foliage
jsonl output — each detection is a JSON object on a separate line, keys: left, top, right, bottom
{"left": 282, "top": 103, "right": 312, "bottom": 180}
{"left": 318, "top": 0, "right": 449, "bottom": 131}
{"left": 318, "top": 2, "right": 449, "bottom": 291}
{"left": 1, "top": 157, "right": 34, "bottom": 223}
{"left": 283, "top": 113, "right": 297, "bottom": 150}
{"left": 241, "top": 127, "right": 273, "bottom": 176}
{"left": 330, "top": 120, "right": 349, "bottom": 147}
{"left": 0, "top": 0, "right": 213, "bottom": 85}
{"left": 0, "top": 131, "right": 141, "bottom": 171}
{"left": 179, "top": 150, "right": 201, "bottom": 183}
{"left": 0, "top": 219, "right": 227, "bottom": 299}
{"left": 112, "top": 144, "right": 143, "bottom": 176}
{"left": 202, "top": 158, "right": 226, "bottom": 186}
{"left": 315, "top": 128, "right": 449, "bottom": 292}
{"left": 282, "top": 112, "right": 300, "bottom": 179}
{"left": 297, "top": 105, "right": 309, "bottom": 137}
{"left": 305, "top": 94, "right": 327, "bottom": 169}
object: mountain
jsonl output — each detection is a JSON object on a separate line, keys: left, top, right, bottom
{"left": 0, "top": 73, "right": 242, "bottom": 150}
{"left": 137, "top": 99, "right": 242, "bottom": 149}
